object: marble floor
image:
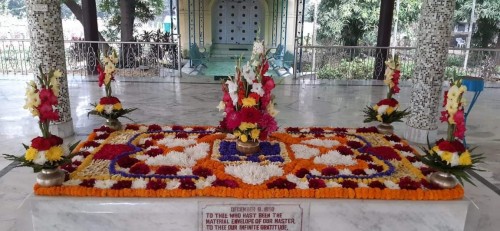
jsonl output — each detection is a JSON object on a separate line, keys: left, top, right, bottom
{"left": 0, "top": 75, "right": 499, "bottom": 230}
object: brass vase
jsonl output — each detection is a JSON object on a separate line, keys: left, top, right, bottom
{"left": 377, "top": 123, "right": 394, "bottom": 135}
{"left": 236, "top": 140, "right": 260, "bottom": 156}
{"left": 36, "top": 168, "right": 65, "bottom": 187}
{"left": 106, "top": 118, "right": 122, "bottom": 130}
{"left": 428, "top": 171, "right": 458, "bottom": 189}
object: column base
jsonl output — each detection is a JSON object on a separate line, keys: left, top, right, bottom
{"left": 404, "top": 125, "right": 437, "bottom": 144}
{"left": 49, "top": 120, "right": 74, "bottom": 138}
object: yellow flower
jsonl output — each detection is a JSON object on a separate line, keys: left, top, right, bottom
{"left": 240, "top": 134, "right": 248, "bottom": 142}
{"left": 447, "top": 86, "right": 460, "bottom": 100}
{"left": 459, "top": 151, "right": 472, "bottom": 166}
{"left": 239, "top": 122, "right": 257, "bottom": 131}
{"left": 233, "top": 130, "right": 241, "bottom": 137}
{"left": 25, "top": 147, "right": 38, "bottom": 161}
{"left": 373, "top": 105, "right": 379, "bottom": 110}
{"left": 376, "top": 114, "right": 382, "bottom": 122}
{"left": 386, "top": 106, "right": 395, "bottom": 115}
{"left": 113, "top": 103, "right": 122, "bottom": 110}
{"left": 431, "top": 146, "right": 440, "bottom": 154}
{"left": 242, "top": 97, "right": 257, "bottom": 107}
{"left": 104, "top": 73, "right": 113, "bottom": 85}
{"left": 250, "top": 129, "right": 260, "bottom": 140}
{"left": 45, "top": 146, "right": 64, "bottom": 161}
{"left": 266, "top": 102, "right": 279, "bottom": 117}
{"left": 440, "top": 151, "right": 453, "bottom": 164}
{"left": 95, "top": 104, "right": 104, "bottom": 113}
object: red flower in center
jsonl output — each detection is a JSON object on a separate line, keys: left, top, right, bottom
{"left": 240, "top": 107, "right": 262, "bottom": 124}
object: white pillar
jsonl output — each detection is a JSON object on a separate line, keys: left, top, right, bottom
{"left": 404, "top": 0, "right": 456, "bottom": 143}
{"left": 27, "top": 0, "right": 74, "bottom": 138}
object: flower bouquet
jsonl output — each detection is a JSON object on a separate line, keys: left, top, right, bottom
{"left": 363, "top": 55, "right": 410, "bottom": 133}
{"left": 88, "top": 51, "right": 136, "bottom": 130}
{"left": 218, "top": 40, "right": 278, "bottom": 154}
{"left": 419, "top": 77, "right": 484, "bottom": 187}
{"left": 3, "top": 67, "right": 79, "bottom": 186}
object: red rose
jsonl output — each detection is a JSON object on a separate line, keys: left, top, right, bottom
{"left": 377, "top": 98, "right": 399, "bottom": 107}
{"left": 248, "top": 92, "right": 260, "bottom": 101}
{"left": 295, "top": 168, "right": 310, "bottom": 178}
{"left": 48, "top": 135, "right": 63, "bottom": 146}
{"left": 39, "top": 88, "right": 58, "bottom": 105}
{"left": 308, "top": 179, "right": 326, "bottom": 189}
{"left": 437, "top": 141, "right": 456, "bottom": 152}
{"left": 340, "top": 180, "right": 358, "bottom": 189}
{"left": 321, "top": 167, "right": 339, "bottom": 176}
{"left": 31, "top": 136, "right": 53, "bottom": 151}
{"left": 99, "top": 96, "right": 120, "bottom": 105}
{"left": 450, "top": 140, "right": 466, "bottom": 153}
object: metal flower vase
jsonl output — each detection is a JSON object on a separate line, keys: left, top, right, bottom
{"left": 106, "top": 118, "right": 123, "bottom": 130}
{"left": 36, "top": 168, "right": 65, "bottom": 187}
{"left": 236, "top": 140, "right": 260, "bottom": 156}
{"left": 428, "top": 171, "right": 458, "bottom": 189}
{"left": 377, "top": 123, "right": 394, "bottom": 135}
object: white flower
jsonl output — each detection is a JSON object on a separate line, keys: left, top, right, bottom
{"left": 250, "top": 82, "right": 265, "bottom": 96}
{"left": 196, "top": 175, "right": 216, "bottom": 189}
{"left": 291, "top": 144, "right": 320, "bottom": 159}
{"left": 166, "top": 179, "right": 181, "bottom": 189}
{"left": 364, "top": 168, "right": 378, "bottom": 175}
{"left": 400, "top": 151, "right": 415, "bottom": 157}
{"left": 313, "top": 150, "right": 357, "bottom": 166}
{"left": 326, "top": 181, "right": 342, "bottom": 188}
{"left": 135, "top": 154, "right": 149, "bottom": 161}
{"left": 177, "top": 168, "right": 193, "bottom": 176}
{"left": 33, "top": 151, "right": 47, "bottom": 165}
{"left": 377, "top": 105, "right": 389, "bottom": 114}
{"left": 157, "top": 137, "right": 197, "bottom": 148}
{"left": 104, "top": 105, "right": 114, "bottom": 114}
{"left": 145, "top": 143, "right": 210, "bottom": 167}
{"left": 225, "top": 163, "right": 283, "bottom": 185}
{"left": 242, "top": 62, "right": 256, "bottom": 83}
{"left": 139, "top": 137, "right": 152, "bottom": 145}
{"left": 358, "top": 182, "right": 369, "bottom": 188}
{"left": 63, "top": 179, "right": 82, "bottom": 186}
{"left": 50, "top": 73, "right": 61, "bottom": 96}
{"left": 72, "top": 155, "right": 84, "bottom": 162}
{"left": 339, "top": 168, "right": 352, "bottom": 175}
{"left": 309, "top": 169, "right": 321, "bottom": 176}
{"left": 94, "top": 180, "right": 117, "bottom": 189}
{"left": 217, "top": 101, "right": 225, "bottom": 111}
{"left": 80, "top": 146, "right": 95, "bottom": 153}
{"left": 286, "top": 174, "right": 309, "bottom": 189}
{"left": 252, "top": 41, "right": 265, "bottom": 57}
{"left": 184, "top": 127, "right": 193, "bottom": 132}
{"left": 301, "top": 139, "right": 340, "bottom": 148}
{"left": 266, "top": 102, "right": 279, "bottom": 117}
{"left": 225, "top": 80, "right": 239, "bottom": 105}
{"left": 412, "top": 161, "right": 425, "bottom": 168}
{"left": 450, "top": 153, "right": 460, "bottom": 167}
{"left": 384, "top": 180, "right": 400, "bottom": 189}
{"left": 131, "top": 178, "right": 148, "bottom": 189}
{"left": 300, "top": 128, "right": 310, "bottom": 133}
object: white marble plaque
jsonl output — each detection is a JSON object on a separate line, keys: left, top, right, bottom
{"left": 200, "top": 203, "right": 307, "bottom": 231}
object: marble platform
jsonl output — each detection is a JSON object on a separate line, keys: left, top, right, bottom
{"left": 15, "top": 196, "right": 474, "bottom": 231}
{"left": 1, "top": 76, "right": 500, "bottom": 231}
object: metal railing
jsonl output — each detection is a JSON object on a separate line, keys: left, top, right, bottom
{"left": 0, "top": 39, "right": 181, "bottom": 77}
{"left": 296, "top": 45, "right": 500, "bottom": 80}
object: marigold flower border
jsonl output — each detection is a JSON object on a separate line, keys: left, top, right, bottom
{"left": 34, "top": 125, "right": 465, "bottom": 200}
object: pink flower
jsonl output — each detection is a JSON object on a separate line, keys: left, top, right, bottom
{"left": 259, "top": 113, "right": 278, "bottom": 133}
{"left": 37, "top": 102, "right": 59, "bottom": 122}
{"left": 453, "top": 110, "right": 466, "bottom": 139}
{"left": 440, "top": 111, "right": 449, "bottom": 122}
{"left": 225, "top": 111, "right": 242, "bottom": 130}
{"left": 262, "top": 76, "right": 275, "bottom": 93}
{"left": 39, "top": 88, "right": 58, "bottom": 105}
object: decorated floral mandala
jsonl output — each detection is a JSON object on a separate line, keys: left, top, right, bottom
{"left": 36, "top": 125, "right": 464, "bottom": 200}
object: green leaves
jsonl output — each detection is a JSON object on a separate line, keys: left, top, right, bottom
{"left": 363, "top": 106, "right": 410, "bottom": 124}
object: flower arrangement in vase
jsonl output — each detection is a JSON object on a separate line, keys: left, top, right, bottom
{"left": 88, "top": 51, "right": 136, "bottom": 130}
{"left": 363, "top": 55, "right": 410, "bottom": 134}
{"left": 419, "top": 76, "right": 484, "bottom": 188}
{"left": 217, "top": 40, "right": 279, "bottom": 155}
{"left": 3, "top": 67, "right": 79, "bottom": 187}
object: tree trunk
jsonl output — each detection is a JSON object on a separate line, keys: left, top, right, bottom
{"left": 63, "top": 0, "right": 109, "bottom": 49}
{"left": 119, "top": 0, "right": 137, "bottom": 68}
{"left": 119, "top": 0, "right": 136, "bottom": 42}
{"left": 81, "top": 0, "right": 99, "bottom": 73}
